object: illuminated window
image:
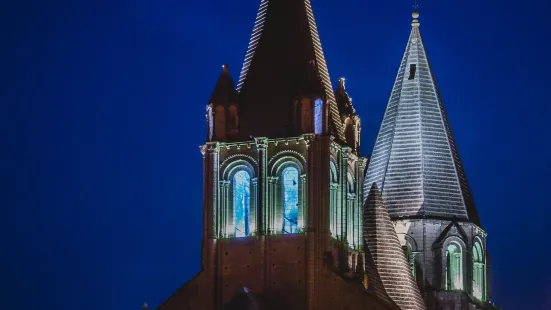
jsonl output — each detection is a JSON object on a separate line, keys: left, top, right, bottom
{"left": 282, "top": 167, "right": 299, "bottom": 234}
{"left": 314, "top": 99, "right": 323, "bottom": 134}
{"left": 472, "top": 241, "right": 485, "bottom": 300}
{"left": 233, "top": 170, "right": 250, "bottom": 237}
{"left": 446, "top": 242, "right": 463, "bottom": 290}
{"left": 402, "top": 244, "right": 416, "bottom": 279}
{"left": 329, "top": 162, "right": 338, "bottom": 237}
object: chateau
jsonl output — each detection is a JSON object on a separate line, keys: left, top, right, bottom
{"left": 156, "top": 1, "right": 499, "bottom": 309}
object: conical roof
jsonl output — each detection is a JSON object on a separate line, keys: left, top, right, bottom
{"left": 363, "top": 12, "right": 480, "bottom": 225}
{"left": 236, "top": 0, "right": 344, "bottom": 141}
{"left": 363, "top": 183, "right": 425, "bottom": 310}
{"left": 208, "top": 64, "right": 238, "bottom": 106}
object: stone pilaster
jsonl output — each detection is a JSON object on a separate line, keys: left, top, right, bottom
{"left": 255, "top": 137, "right": 268, "bottom": 235}
{"left": 339, "top": 147, "right": 350, "bottom": 240}
{"left": 250, "top": 178, "right": 258, "bottom": 234}
{"left": 300, "top": 174, "right": 307, "bottom": 231}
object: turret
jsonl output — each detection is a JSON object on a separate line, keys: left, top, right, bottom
{"left": 206, "top": 64, "right": 239, "bottom": 141}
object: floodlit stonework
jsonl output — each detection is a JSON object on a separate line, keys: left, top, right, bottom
{"left": 156, "top": 2, "right": 500, "bottom": 310}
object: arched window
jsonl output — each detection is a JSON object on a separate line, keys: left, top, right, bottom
{"left": 314, "top": 98, "right": 323, "bottom": 134}
{"left": 329, "top": 161, "right": 339, "bottom": 237}
{"left": 446, "top": 242, "right": 463, "bottom": 290}
{"left": 282, "top": 167, "right": 299, "bottom": 234}
{"left": 402, "top": 244, "right": 416, "bottom": 279}
{"left": 233, "top": 170, "right": 250, "bottom": 237}
{"left": 472, "top": 240, "right": 485, "bottom": 300}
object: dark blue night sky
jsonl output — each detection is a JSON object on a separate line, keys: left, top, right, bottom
{"left": 4, "top": 0, "right": 551, "bottom": 309}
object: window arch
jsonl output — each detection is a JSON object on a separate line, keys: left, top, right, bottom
{"left": 233, "top": 170, "right": 251, "bottom": 237}
{"left": 446, "top": 242, "right": 463, "bottom": 290}
{"left": 472, "top": 239, "right": 485, "bottom": 300}
{"left": 282, "top": 166, "right": 299, "bottom": 234}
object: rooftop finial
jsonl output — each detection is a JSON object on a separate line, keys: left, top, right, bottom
{"left": 339, "top": 77, "right": 346, "bottom": 89}
{"left": 412, "top": 7, "right": 420, "bottom": 27}
{"left": 222, "top": 64, "right": 229, "bottom": 73}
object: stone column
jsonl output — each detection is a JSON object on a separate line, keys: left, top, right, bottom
{"left": 273, "top": 178, "right": 282, "bottom": 234}
{"left": 357, "top": 158, "right": 367, "bottom": 249}
{"left": 300, "top": 174, "right": 307, "bottom": 231}
{"left": 201, "top": 142, "right": 220, "bottom": 309}
{"left": 219, "top": 180, "right": 229, "bottom": 237}
{"left": 267, "top": 177, "right": 276, "bottom": 235}
{"left": 339, "top": 148, "right": 350, "bottom": 240}
{"left": 255, "top": 137, "right": 268, "bottom": 234}
{"left": 250, "top": 178, "right": 258, "bottom": 235}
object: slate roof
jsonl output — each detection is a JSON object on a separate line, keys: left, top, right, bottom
{"left": 363, "top": 183, "right": 426, "bottom": 310}
{"left": 363, "top": 12, "right": 481, "bottom": 225}
{"left": 236, "top": 0, "right": 345, "bottom": 141}
{"left": 209, "top": 64, "right": 238, "bottom": 106}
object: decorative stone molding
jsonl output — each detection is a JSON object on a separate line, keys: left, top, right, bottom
{"left": 268, "top": 150, "right": 307, "bottom": 169}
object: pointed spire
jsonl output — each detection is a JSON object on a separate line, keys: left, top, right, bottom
{"left": 335, "top": 77, "right": 356, "bottom": 116}
{"left": 141, "top": 302, "right": 149, "bottom": 310}
{"left": 209, "top": 64, "right": 238, "bottom": 106}
{"left": 235, "top": 0, "right": 345, "bottom": 141}
{"left": 363, "top": 183, "right": 426, "bottom": 310}
{"left": 363, "top": 10, "right": 481, "bottom": 225}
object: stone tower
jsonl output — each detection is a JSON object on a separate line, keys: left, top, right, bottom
{"left": 156, "top": 0, "right": 409, "bottom": 309}
{"left": 363, "top": 11, "right": 497, "bottom": 310}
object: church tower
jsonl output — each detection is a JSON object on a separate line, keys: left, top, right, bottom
{"left": 157, "top": 0, "right": 404, "bottom": 309}
{"left": 363, "top": 11, "right": 496, "bottom": 309}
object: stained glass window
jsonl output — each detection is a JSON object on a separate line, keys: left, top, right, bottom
{"left": 446, "top": 243, "right": 463, "bottom": 290}
{"left": 314, "top": 99, "right": 323, "bottom": 134}
{"left": 282, "top": 167, "right": 299, "bottom": 234}
{"left": 233, "top": 170, "right": 250, "bottom": 237}
{"left": 472, "top": 241, "right": 484, "bottom": 300}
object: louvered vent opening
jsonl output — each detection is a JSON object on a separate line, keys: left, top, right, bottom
{"left": 408, "top": 64, "right": 417, "bottom": 80}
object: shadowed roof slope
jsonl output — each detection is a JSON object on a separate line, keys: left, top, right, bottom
{"left": 236, "top": 0, "right": 344, "bottom": 141}
{"left": 363, "top": 12, "right": 480, "bottom": 225}
{"left": 363, "top": 183, "right": 426, "bottom": 310}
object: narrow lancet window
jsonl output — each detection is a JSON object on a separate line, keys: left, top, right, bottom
{"left": 403, "top": 245, "right": 416, "bottom": 279}
{"left": 314, "top": 99, "right": 323, "bottom": 134}
{"left": 408, "top": 64, "right": 417, "bottom": 80}
{"left": 472, "top": 241, "right": 485, "bottom": 300}
{"left": 233, "top": 170, "right": 250, "bottom": 237}
{"left": 282, "top": 167, "right": 299, "bottom": 234}
{"left": 446, "top": 243, "right": 463, "bottom": 290}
